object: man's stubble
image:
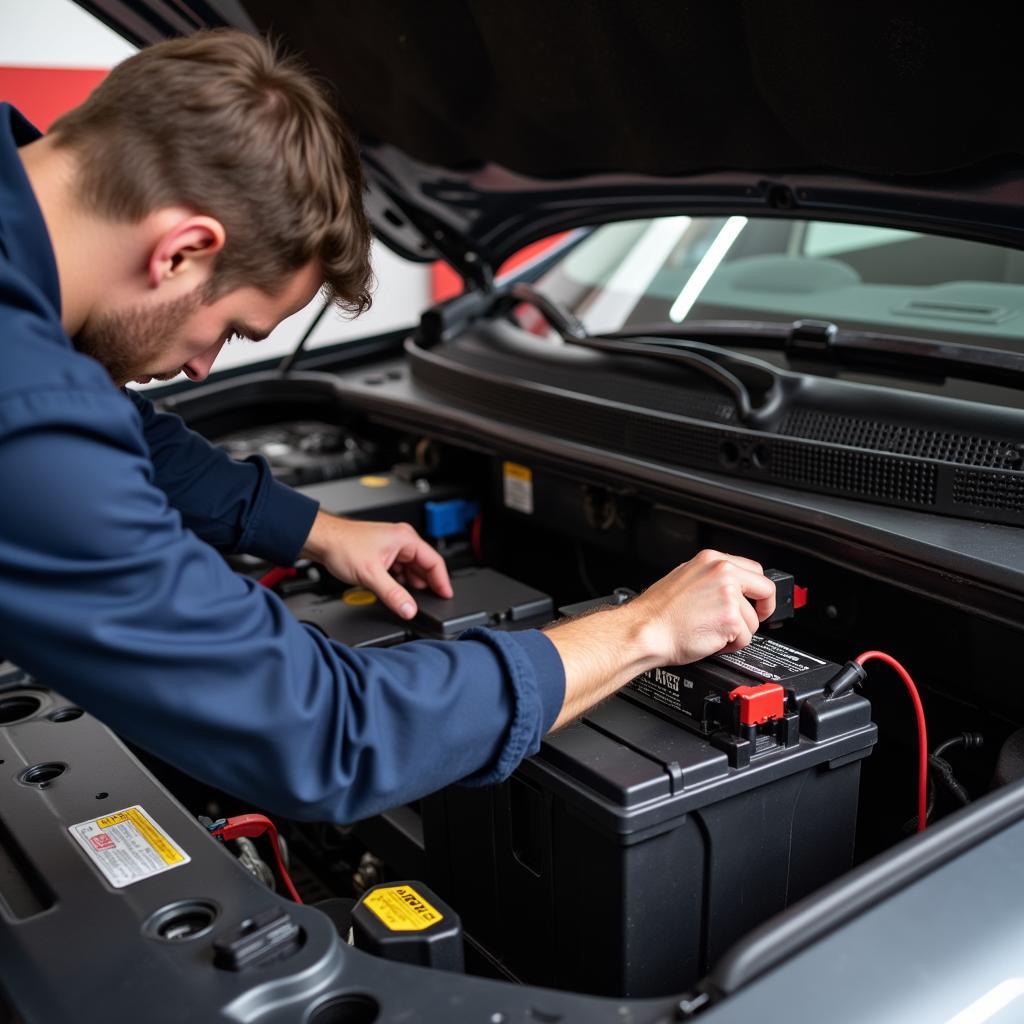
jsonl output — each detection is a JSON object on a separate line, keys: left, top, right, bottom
{"left": 73, "top": 286, "right": 207, "bottom": 387}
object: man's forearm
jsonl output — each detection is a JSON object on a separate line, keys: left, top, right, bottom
{"left": 128, "top": 388, "right": 317, "bottom": 563}
{"left": 544, "top": 604, "right": 661, "bottom": 730}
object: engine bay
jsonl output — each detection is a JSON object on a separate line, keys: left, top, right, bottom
{"left": 163, "top": 391, "right": 1024, "bottom": 989}
{"left": 3, "top": 334, "right": 1024, "bottom": 1020}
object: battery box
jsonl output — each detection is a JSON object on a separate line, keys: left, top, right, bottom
{"left": 297, "top": 474, "right": 465, "bottom": 535}
{"left": 284, "top": 567, "right": 554, "bottom": 645}
{"left": 423, "top": 596, "right": 877, "bottom": 997}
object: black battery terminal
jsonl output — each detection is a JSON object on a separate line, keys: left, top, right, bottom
{"left": 825, "top": 660, "right": 868, "bottom": 700}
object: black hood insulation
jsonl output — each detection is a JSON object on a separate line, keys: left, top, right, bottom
{"left": 243, "top": 1, "right": 1024, "bottom": 179}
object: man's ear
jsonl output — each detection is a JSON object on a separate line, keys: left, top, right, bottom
{"left": 147, "top": 215, "right": 226, "bottom": 291}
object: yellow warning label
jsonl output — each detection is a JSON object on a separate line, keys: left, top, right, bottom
{"left": 342, "top": 587, "right": 378, "bottom": 607}
{"left": 70, "top": 804, "right": 191, "bottom": 888}
{"left": 363, "top": 884, "right": 444, "bottom": 932}
{"left": 502, "top": 462, "right": 532, "bottom": 482}
{"left": 502, "top": 461, "right": 534, "bottom": 514}
{"left": 359, "top": 475, "right": 391, "bottom": 488}
{"left": 98, "top": 807, "right": 185, "bottom": 866}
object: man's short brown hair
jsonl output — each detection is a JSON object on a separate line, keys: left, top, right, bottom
{"left": 50, "top": 29, "right": 372, "bottom": 314}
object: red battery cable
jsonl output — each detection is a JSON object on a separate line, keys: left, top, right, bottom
{"left": 210, "top": 813, "right": 303, "bottom": 903}
{"left": 855, "top": 650, "right": 929, "bottom": 833}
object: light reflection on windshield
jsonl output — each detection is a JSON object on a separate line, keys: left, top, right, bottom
{"left": 537, "top": 216, "right": 1024, "bottom": 353}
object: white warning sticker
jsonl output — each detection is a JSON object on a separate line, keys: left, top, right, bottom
{"left": 502, "top": 461, "right": 534, "bottom": 514}
{"left": 715, "top": 634, "right": 827, "bottom": 681}
{"left": 68, "top": 805, "right": 190, "bottom": 888}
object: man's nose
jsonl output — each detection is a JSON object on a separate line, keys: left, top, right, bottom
{"left": 182, "top": 339, "right": 227, "bottom": 382}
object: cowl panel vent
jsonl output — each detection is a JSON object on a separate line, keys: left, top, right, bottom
{"left": 408, "top": 338, "right": 1024, "bottom": 527}
{"left": 780, "top": 409, "right": 1018, "bottom": 469}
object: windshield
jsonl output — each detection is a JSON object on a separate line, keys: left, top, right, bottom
{"left": 534, "top": 216, "right": 1024, "bottom": 352}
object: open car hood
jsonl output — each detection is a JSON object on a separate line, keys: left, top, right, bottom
{"left": 82, "top": 1, "right": 1024, "bottom": 287}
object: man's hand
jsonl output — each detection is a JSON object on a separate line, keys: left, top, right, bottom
{"left": 300, "top": 511, "right": 453, "bottom": 620}
{"left": 545, "top": 549, "right": 775, "bottom": 729}
{"left": 628, "top": 549, "right": 775, "bottom": 664}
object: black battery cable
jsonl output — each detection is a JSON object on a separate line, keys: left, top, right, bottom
{"left": 926, "top": 733, "right": 984, "bottom": 820}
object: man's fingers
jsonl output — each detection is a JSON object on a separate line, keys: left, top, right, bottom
{"left": 694, "top": 550, "right": 774, "bottom": 619}
{"left": 364, "top": 565, "right": 418, "bottom": 620}
{"left": 695, "top": 549, "right": 763, "bottom": 576}
{"left": 738, "top": 566, "right": 776, "bottom": 622}
{"left": 719, "top": 631, "right": 753, "bottom": 654}
{"left": 738, "top": 593, "right": 760, "bottom": 638}
{"left": 724, "top": 554, "right": 764, "bottom": 576}
{"left": 404, "top": 563, "right": 436, "bottom": 591}
{"left": 397, "top": 534, "right": 453, "bottom": 599}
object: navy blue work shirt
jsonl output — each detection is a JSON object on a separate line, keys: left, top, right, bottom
{"left": 0, "top": 105, "right": 564, "bottom": 822}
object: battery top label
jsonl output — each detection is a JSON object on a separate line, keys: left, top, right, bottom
{"left": 715, "top": 634, "right": 826, "bottom": 682}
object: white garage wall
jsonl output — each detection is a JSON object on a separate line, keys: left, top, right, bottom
{"left": 212, "top": 243, "right": 431, "bottom": 376}
{"left": 0, "top": 0, "right": 135, "bottom": 66}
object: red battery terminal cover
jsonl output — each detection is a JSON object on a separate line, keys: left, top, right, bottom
{"left": 729, "top": 682, "right": 786, "bottom": 726}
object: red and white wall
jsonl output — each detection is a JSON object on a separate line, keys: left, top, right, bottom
{"left": 0, "top": 0, "right": 433, "bottom": 378}
{"left": 0, "top": 0, "right": 564, "bottom": 376}
{"left": 0, "top": 0, "right": 133, "bottom": 132}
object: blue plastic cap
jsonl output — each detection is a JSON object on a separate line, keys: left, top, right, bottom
{"left": 424, "top": 499, "right": 480, "bottom": 539}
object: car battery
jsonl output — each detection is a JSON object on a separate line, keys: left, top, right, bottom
{"left": 422, "top": 599, "right": 877, "bottom": 998}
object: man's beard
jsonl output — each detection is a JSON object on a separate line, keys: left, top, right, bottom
{"left": 74, "top": 287, "right": 207, "bottom": 387}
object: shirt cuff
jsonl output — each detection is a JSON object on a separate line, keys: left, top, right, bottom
{"left": 236, "top": 455, "right": 319, "bottom": 565}
{"left": 458, "top": 626, "right": 566, "bottom": 787}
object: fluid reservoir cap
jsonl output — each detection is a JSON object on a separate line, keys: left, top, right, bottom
{"left": 351, "top": 881, "right": 463, "bottom": 972}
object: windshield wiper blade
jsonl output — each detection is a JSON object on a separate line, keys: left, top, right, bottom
{"left": 606, "top": 318, "right": 1024, "bottom": 392}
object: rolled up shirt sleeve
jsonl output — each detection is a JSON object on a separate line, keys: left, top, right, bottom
{"left": 128, "top": 388, "right": 318, "bottom": 565}
{"left": 0, "top": 385, "right": 566, "bottom": 822}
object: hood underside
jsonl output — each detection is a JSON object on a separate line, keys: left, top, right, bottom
{"left": 84, "top": 1, "right": 1024, "bottom": 276}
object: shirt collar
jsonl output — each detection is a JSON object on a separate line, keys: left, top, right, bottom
{"left": 0, "top": 104, "right": 62, "bottom": 320}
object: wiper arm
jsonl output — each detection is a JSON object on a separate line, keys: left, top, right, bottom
{"left": 606, "top": 318, "right": 1024, "bottom": 392}
{"left": 567, "top": 333, "right": 761, "bottom": 423}
{"left": 495, "top": 284, "right": 783, "bottom": 428}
